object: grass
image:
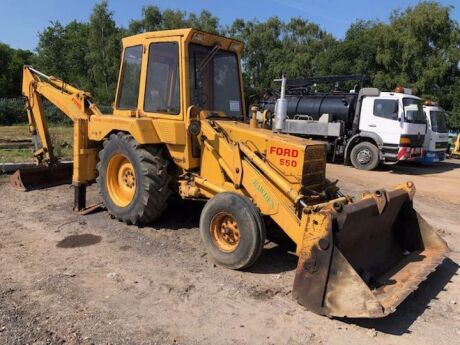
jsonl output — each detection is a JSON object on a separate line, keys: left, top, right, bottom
{"left": 0, "top": 124, "right": 73, "bottom": 163}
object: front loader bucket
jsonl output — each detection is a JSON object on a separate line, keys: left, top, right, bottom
{"left": 10, "top": 162, "right": 72, "bottom": 191}
{"left": 293, "top": 182, "right": 448, "bottom": 318}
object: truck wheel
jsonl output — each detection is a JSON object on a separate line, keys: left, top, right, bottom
{"left": 97, "top": 132, "right": 171, "bottom": 225}
{"left": 350, "top": 142, "right": 380, "bottom": 171}
{"left": 200, "top": 192, "right": 266, "bottom": 270}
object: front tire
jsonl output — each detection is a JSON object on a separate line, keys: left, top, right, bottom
{"left": 97, "top": 132, "right": 171, "bottom": 225}
{"left": 350, "top": 142, "right": 380, "bottom": 171}
{"left": 200, "top": 192, "right": 266, "bottom": 270}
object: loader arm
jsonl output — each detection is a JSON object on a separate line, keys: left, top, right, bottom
{"left": 196, "top": 119, "right": 331, "bottom": 247}
{"left": 191, "top": 116, "right": 448, "bottom": 318}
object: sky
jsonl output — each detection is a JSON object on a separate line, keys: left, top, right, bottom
{"left": 1, "top": 0, "right": 459, "bottom": 51}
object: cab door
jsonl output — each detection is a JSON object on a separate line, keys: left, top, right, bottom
{"left": 139, "top": 36, "right": 184, "bottom": 121}
{"left": 423, "top": 109, "right": 432, "bottom": 151}
{"left": 139, "top": 35, "right": 198, "bottom": 170}
{"left": 359, "top": 96, "right": 401, "bottom": 145}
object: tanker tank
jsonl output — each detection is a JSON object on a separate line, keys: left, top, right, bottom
{"left": 263, "top": 92, "right": 358, "bottom": 128}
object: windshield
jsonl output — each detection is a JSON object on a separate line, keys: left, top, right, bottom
{"left": 403, "top": 98, "right": 425, "bottom": 124}
{"left": 430, "top": 110, "right": 448, "bottom": 133}
{"left": 189, "top": 43, "right": 243, "bottom": 118}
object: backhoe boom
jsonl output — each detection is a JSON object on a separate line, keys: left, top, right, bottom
{"left": 22, "top": 66, "right": 101, "bottom": 163}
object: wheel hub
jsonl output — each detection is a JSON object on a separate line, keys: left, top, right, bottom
{"left": 357, "top": 148, "right": 372, "bottom": 165}
{"left": 106, "top": 154, "right": 136, "bottom": 207}
{"left": 210, "top": 212, "right": 240, "bottom": 253}
{"left": 123, "top": 169, "right": 135, "bottom": 188}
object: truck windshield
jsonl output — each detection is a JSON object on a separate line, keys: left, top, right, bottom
{"left": 189, "top": 43, "right": 243, "bottom": 118}
{"left": 430, "top": 111, "right": 448, "bottom": 133}
{"left": 403, "top": 98, "right": 425, "bottom": 124}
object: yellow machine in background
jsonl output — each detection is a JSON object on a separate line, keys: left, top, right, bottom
{"left": 14, "top": 29, "right": 448, "bottom": 318}
{"left": 452, "top": 133, "right": 460, "bottom": 156}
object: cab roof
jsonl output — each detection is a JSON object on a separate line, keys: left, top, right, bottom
{"left": 379, "top": 91, "right": 422, "bottom": 100}
{"left": 122, "top": 28, "right": 244, "bottom": 54}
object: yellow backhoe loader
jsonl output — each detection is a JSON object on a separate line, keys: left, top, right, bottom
{"left": 13, "top": 29, "right": 448, "bottom": 318}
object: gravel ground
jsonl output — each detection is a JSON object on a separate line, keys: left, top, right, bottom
{"left": 0, "top": 159, "right": 459, "bottom": 345}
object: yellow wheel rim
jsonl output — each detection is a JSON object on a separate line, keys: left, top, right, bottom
{"left": 106, "top": 153, "right": 136, "bottom": 207}
{"left": 210, "top": 212, "right": 240, "bottom": 253}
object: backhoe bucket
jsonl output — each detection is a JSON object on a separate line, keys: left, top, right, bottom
{"left": 293, "top": 182, "right": 448, "bottom": 318}
{"left": 10, "top": 162, "right": 72, "bottom": 191}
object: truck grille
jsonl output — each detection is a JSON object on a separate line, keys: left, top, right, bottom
{"left": 435, "top": 142, "right": 447, "bottom": 150}
{"left": 302, "top": 144, "right": 326, "bottom": 191}
{"left": 400, "top": 134, "right": 424, "bottom": 147}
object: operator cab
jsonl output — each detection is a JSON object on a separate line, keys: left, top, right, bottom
{"left": 113, "top": 29, "right": 245, "bottom": 120}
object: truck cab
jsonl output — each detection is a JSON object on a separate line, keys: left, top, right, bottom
{"left": 359, "top": 89, "right": 426, "bottom": 164}
{"left": 414, "top": 102, "right": 448, "bottom": 163}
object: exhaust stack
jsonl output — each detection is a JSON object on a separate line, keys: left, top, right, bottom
{"left": 273, "top": 75, "right": 288, "bottom": 132}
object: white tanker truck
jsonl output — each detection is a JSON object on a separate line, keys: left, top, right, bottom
{"left": 260, "top": 75, "right": 427, "bottom": 171}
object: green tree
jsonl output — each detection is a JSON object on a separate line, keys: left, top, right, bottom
{"left": 316, "top": 20, "right": 382, "bottom": 84}
{"left": 36, "top": 21, "right": 89, "bottom": 89}
{"left": 86, "top": 0, "right": 122, "bottom": 104}
{"left": 372, "top": 2, "right": 460, "bottom": 93}
{"left": 226, "top": 17, "right": 335, "bottom": 100}
{"left": 373, "top": 2, "right": 460, "bottom": 129}
{"left": 446, "top": 77, "right": 460, "bottom": 130}
{"left": 128, "top": 5, "right": 163, "bottom": 34}
{"left": 62, "top": 21, "right": 90, "bottom": 88}
{"left": 226, "top": 17, "right": 283, "bottom": 93}
{"left": 35, "top": 21, "right": 67, "bottom": 79}
{"left": 128, "top": 6, "right": 219, "bottom": 34}
{"left": 0, "top": 43, "right": 34, "bottom": 98}
{"left": 188, "top": 10, "right": 219, "bottom": 33}
{"left": 267, "top": 18, "right": 336, "bottom": 81}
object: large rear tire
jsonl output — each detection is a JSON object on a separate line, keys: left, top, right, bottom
{"left": 97, "top": 132, "right": 171, "bottom": 225}
{"left": 199, "top": 192, "right": 266, "bottom": 270}
{"left": 350, "top": 141, "right": 380, "bottom": 171}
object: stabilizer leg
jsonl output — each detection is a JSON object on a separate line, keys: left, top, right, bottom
{"left": 73, "top": 184, "right": 86, "bottom": 212}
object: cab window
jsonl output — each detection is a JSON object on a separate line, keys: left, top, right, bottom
{"left": 403, "top": 98, "right": 425, "bottom": 124}
{"left": 117, "top": 45, "right": 143, "bottom": 109}
{"left": 373, "top": 99, "right": 398, "bottom": 120}
{"left": 189, "top": 43, "right": 242, "bottom": 118}
{"left": 144, "top": 42, "right": 180, "bottom": 114}
{"left": 430, "top": 111, "right": 447, "bottom": 133}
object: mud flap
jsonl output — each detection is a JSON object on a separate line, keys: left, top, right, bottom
{"left": 293, "top": 182, "right": 448, "bottom": 318}
{"left": 10, "top": 162, "right": 73, "bottom": 191}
